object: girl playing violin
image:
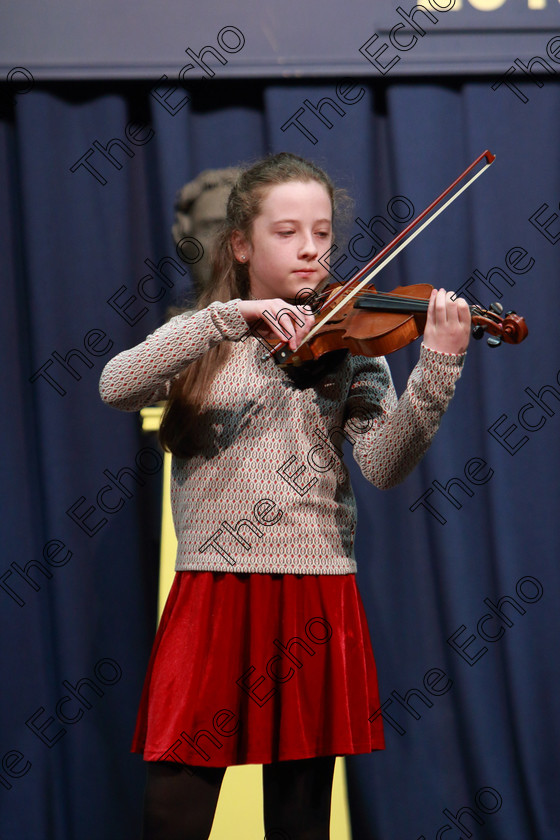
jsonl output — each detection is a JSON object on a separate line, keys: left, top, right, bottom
{"left": 99, "top": 152, "right": 471, "bottom": 840}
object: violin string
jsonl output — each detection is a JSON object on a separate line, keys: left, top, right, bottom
{"left": 358, "top": 292, "right": 429, "bottom": 306}
{"left": 305, "top": 289, "right": 431, "bottom": 313}
{"left": 358, "top": 293, "right": 489, "bottom": 317}
{"left": 308, "top": 290, "right": 485, "bottom": 319}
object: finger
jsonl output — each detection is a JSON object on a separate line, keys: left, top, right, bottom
{"left": 294, "top": 311, "right": 314, "bottom": 349}
{"left": 287, "top": 315, "right": 301, "bottom": 350}
{"left": 277, "top": 304, "right": 305, "bottom": 348}
{"left": 287, "top": 308, "right": 307, "bottom": 348}
{"left": 303, "top": 311, "right": 316, "bottom": 334}
{"left": 445, "top": 289, "right": 459, "bottom": 322}
{"left": 295, "top": 307, "right": 316, "bottom": 344}
{"left": 434, "top": 288, "right": 447, "bottom": 325}
{"left": 426, "top": 288, "right": 437, "bottom": 327}
{"left": 268, "top": 302, "right": 315, "bottom": 350}
{"left": 272, "top": 313, "right": 296, "bottom": 348}
{"left": 456, "top": 296, "right": 471, "bottom": 327}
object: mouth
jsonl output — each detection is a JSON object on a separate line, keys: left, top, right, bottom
{"left": 294, "top": 268, "right": 316, "bottom": 275}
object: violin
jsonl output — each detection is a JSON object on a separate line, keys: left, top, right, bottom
{"left": 269, "top": 150, "right": 528, "bottom": 369}
{"left": 273, "top": 280, "right": 528, "bottom": 367}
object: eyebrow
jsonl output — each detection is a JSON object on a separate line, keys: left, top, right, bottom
{"left": 271, "top": 218, "right": 332, "bottom": 224}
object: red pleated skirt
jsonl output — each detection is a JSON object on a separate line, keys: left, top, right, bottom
{"left": 131, "top": 570, "right": 385, "bottom": 766}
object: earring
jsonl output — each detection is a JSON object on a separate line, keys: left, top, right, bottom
{"left": 241, "top": 255, "right": 246, "bottom": 261}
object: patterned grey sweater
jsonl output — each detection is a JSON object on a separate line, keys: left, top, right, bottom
{"left": 99, "top": 299, "right": 465, "bottom": 574}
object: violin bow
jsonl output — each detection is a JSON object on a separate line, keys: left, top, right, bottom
{"left": 272, "top": 149, "right": 496, "bottom": 358}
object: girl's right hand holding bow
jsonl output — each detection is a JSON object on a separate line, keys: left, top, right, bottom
{"left": 237, "top": 298, "right": 316, "bottom": 352}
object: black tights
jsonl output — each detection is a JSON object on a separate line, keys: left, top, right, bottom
{"left": 141, "top": 755, "right": 336, "bottom": 840}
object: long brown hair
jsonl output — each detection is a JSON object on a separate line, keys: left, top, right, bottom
{"left": 159, "top": 152, "right": 351, "bottom": 458}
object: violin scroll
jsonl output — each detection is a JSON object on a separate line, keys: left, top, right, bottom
{"left": 470, "top": 303, "right": 528, "bottom": 348}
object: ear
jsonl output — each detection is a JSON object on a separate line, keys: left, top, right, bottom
{"left": 231, "top": 230, "right": 251, "bottom": 263}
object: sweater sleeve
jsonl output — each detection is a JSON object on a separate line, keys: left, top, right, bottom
{"left": 99, "top": 299, "right": 249, "bottom": 411}
{"left": 344, "top": 343, "right": 466, "bottom": 489}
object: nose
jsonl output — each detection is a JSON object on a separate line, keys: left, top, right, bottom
{"left": 298, "top": 229, "right": 319, "bottom": 258}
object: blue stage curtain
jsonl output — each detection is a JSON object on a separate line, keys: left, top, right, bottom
{"left": 1, "top": 76, "right": 559, "bottom": 839}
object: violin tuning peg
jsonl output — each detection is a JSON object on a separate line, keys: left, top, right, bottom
{"left": 472, "top": 325, "right": 485, "bottom": 340}
{"left": 487, "top": 336, "right": 502, "bottom": 348}
{"left": 505, "top": 309, "right": 515, "bottom": 316}
{"left": 489, "top": 302, "right": 504, "bottom": 315}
